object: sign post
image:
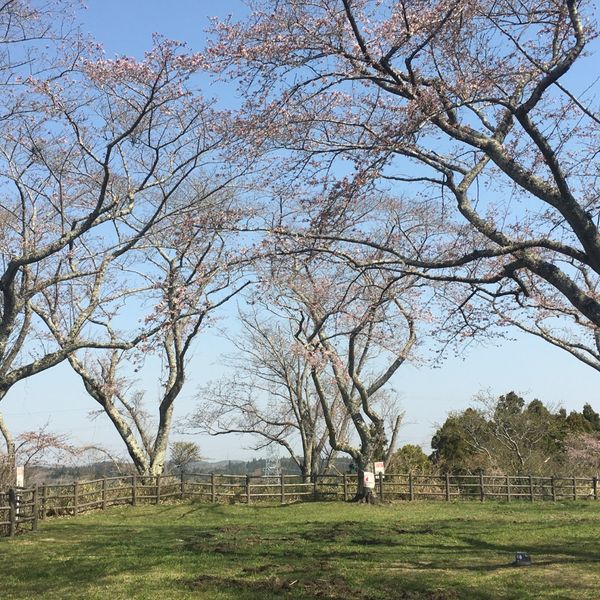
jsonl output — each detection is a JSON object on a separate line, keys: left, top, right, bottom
{"left": 374, "top": 462, "right": 385, "bottom": 501}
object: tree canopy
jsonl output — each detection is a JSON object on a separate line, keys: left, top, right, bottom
{"left": 431, "top": 392, "right": 600, "bottom": 474}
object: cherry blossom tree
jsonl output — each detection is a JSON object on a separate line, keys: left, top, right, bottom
{"left": 0, "top": 2, "right": 234, "bottom": 426}
{"left": 0, "top": 421, "right": 77, "bottom": 487}
{"left": 0, "top": 0, "right": 84, "bottom": 483}
{"left": 261, "top": 252, "right": 419, "bottom": 501}
{"left": 565, "top": 432, "right": 600, "bottom": 475}
{"left": 43, "top": 189, "right": 250, "bottom": 476}
{"left": 0, "top": 41, "right": 224, "bottom": 387}
{"left": 0, "top": 0, "right": 82, "bottom": 98}
{"left": 191, "top": 308, "right": 348, "bottom": 481}
{"left": 207, "top": 0, "right": 600, "bottom": 374}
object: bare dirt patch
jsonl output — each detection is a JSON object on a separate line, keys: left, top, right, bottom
{"left": 189, "top": 573, "right": 369, "bottom": 599}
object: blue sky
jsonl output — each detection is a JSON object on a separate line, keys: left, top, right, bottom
{"left": 82, "top": 0, "right": 245, "bottom": 54}
{"left": 2, "top": 0, "right": 599, "bottom": 463}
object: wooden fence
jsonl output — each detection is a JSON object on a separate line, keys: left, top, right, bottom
{"left": 1, "top": 472, "right": 598, "bottom": 538}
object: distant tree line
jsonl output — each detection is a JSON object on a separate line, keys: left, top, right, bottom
{"left": 388, "top": 392, "right": 600, "bottom": 476}
{"left": 17, "top": 454, "right": 355, "bottom": 486}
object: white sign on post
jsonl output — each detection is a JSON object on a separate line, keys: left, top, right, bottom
{"left": 363, "top": 471, "right": 376, "bottom": 489}
{"left": 374, "top": 461, "right": 385, "bottom": 475}
{"left": 15, "top": 466, "right": 24, "bottom": 487}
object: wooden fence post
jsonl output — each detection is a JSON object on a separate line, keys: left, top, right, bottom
{"left": 41, "top": 484, "right": 47, "bottom": 520}
{"left": 73, "top": 481, "right": 79, "bottom": 516}
{"left": 102, "top": 477, "right": 107, "bottom": 510}
{"left": 132, "top": 475, "right": 137, "bottom": 507}
{"left": 572, "top": 476, "right": 577, "bottom": 500}
{"left": 593, "top": 476, "right": 598, "bottom": 500}
{"left": 211, "top": 473, "right": 216, "bottom": 503}
{"left": 551, "top": 477, "right": 556, "bottom": 502}
{"left": 343, "top": 474, "right": 348, "bottom": 501}
{"left": 155, "top": 475, "right": 161, "bottom": 504}
{"left": 506, "top": 475, "right": 511, "bottom": 502}
{"left": 479, "top": 473, "right": 485, "bottom": 502}
{"left": 409, "top": 473, "right": 414, "bottom": 501}
{"left": 280, "top": 474, "right": 285, "bottom": 504}
{"left": 445, "top": 473, "right": 450, "bottom": 502}
{"left": 529, "top": 475, "right": 534, "bottom": 502}
{"left": 32, "top": 484, "right": 39, "bottom": 532}
{"left": 180, "top": 473, "right": 185, "bottom": 500}
{"left": 312, "top": 475, "right": 318, "bottom": 500}
{"left": 246, "top": 475, "right": 251, "bottom": 504}
{"left": 8, "top": 488, "right": 17, "bottom": 537}
{"left": 378, "top": 474, "right": 384, "bottom": 502}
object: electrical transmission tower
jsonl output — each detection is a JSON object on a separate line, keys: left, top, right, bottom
{"left": 263, "top": 451, "right": 281, "bottom": 478}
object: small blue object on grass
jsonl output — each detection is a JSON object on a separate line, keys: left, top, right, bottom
{"left": 512, "top": 552, "right": 532, "bottom": 566}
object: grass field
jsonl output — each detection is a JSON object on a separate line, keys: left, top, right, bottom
{"left": 1, "top": 500, "right": 599, "bottom": 599}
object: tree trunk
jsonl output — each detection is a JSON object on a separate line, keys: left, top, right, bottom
{"left": 148, "top": 445, "right": 168, "bottom": 477}
{"left": 99, "top": 405, "right": 150, "bottom": 475}
{"left": 0, "top": 411, "right": 16, "bottom": 486}
{"left": 148, "top": 398, "right": 177, "bottom": 476}
{"left": 300, "top": 462, "right": 310, "bottom": 484}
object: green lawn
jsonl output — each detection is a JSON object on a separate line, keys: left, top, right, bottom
{"left": 1, "top": 500, "right": 599, "bottom": 599}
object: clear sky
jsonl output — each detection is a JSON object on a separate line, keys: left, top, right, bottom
{"left": 1, "top": 0, "right": 599, "bottom": 463}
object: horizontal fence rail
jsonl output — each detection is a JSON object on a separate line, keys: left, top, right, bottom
{"left": 1, "top": 472, "right": 598, "bottom": 538}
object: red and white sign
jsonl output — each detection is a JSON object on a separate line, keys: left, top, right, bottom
{"left": 363, "top": 471, "right": 375, "bottom": 489}
{"left": 374, "top": 461, "right": 385, "bottom": 475}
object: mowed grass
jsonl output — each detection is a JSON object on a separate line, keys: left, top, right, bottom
{"left": 1, "top": 500, "right": 599, "bottom": 599}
